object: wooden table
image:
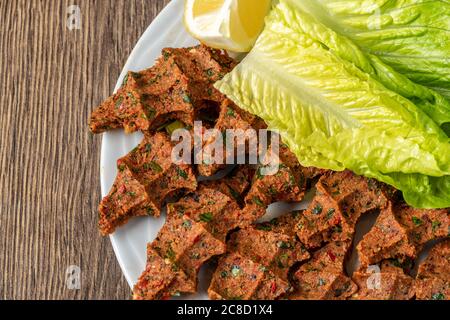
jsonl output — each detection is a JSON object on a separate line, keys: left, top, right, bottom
{"left": 0, "top": 0, "right": 170, "bottom": 300}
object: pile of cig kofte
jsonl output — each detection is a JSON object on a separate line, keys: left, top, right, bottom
{"left": 90, "top": 45, "right": 450, "bottom": 300}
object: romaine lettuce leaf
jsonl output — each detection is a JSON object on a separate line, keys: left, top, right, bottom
{"left": 216, "top": 0, "right": 450, "bottom": 208}
{"left": 276, "top": 123, "right": 450, "bottom": 208}
{"left": 272, "top": 0, "right": 450, "bottom": 130}
{"left": 294, "top": 0, "right": 450, "bottom": 101}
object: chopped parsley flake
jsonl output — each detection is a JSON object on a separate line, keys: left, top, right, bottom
{"left": 199, "top": 213, "right": 213, "bottom": 223}
{"left": 253, "top": 197, "right": 265, "bottom": 207}
{"left": 432, "top": 221, "right": 441, "bottom": 232}
{"left": 326, "top": 208, "right": 335, "bottom": 219}
{"left": 165, "top": 247, "right": 176, "bottom": 261}
{"left": 163, "top": 51, "right": 170, "bottom": 61}
{"left": 182, "top": 220, "right": 192, "bottom": 229}
{"left": 231, "top": 265, "right": 241, "bottom": 277}
{"left": 176, "top": 167, "right": 188, "bottom": 180}
{"left": 412, "top": 216, "right": 423, "bottom": 227}
{"left": 182, "top": 94, "right": 192, "bottom": 104}
{"left": 256, "top": 224, "right": 272, "bottom": 232}
{"left": 312, "top": 203, "right": 323, "bottom": 215}
{"left": 122, "top": 73, "right": 129, "bottom": 86}
{"left": 227, "top": 186, "right": 240, "bottom": 201}
{"left": 127, "top": 92, "right": 137, "bottom": 105}
{"left": 226, "top": 108, "right": 236, "bottom": 117}
{"left": 145, "top": 105, "right": 156, "bottom": 119}
{"left": 115, "top": 97, "right": 124, "bottom": 109}
{"left": 432, "top": 293, "right": 445, "bottom": 300}
{"left": 277, "top": 241, "right": 291, "bottom": 249}
{"left": 148, "top": 161, "right": 163, "bottom": 173}
{"left": 146, "top": 207, "right": 155, "bottom": 216}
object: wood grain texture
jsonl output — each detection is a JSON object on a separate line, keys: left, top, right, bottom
{"left": 0, "top": 0, "right": 170, "bottom": 300}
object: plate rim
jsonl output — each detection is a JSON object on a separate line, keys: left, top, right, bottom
{"left": 98, "top": 0, "right": 438, "bottom": 299}
{"left": 100, "top": 0, "right": 184, "bottom": 289}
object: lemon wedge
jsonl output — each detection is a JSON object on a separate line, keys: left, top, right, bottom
{"left": 184, "top": 0, "right": 272, "bottom": 52}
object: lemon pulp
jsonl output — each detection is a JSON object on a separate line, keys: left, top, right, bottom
{"left": 184, "top": 0, "right": 272, "bottom": 52}
{"left": 192, "top": 0, "right": 225, "bottom": 16}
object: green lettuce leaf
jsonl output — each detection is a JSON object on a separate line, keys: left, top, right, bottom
{"left": 294, "top": 0, "right": 450, "bottom": 101}
{"left": 272, "top": 0, "right": 450, "bottom": 130}
{"left": 216, "top": 0, "right": 450, "bottom": 208}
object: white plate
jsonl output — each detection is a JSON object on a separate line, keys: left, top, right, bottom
{"left": 100, "top": 0, "right": 431, "bottom": 300}
{"left": 100, "top": 0, "right": 197, "bottom": 296}
{"left": 100, "top": 0, "right": 307, "bottom": 299}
